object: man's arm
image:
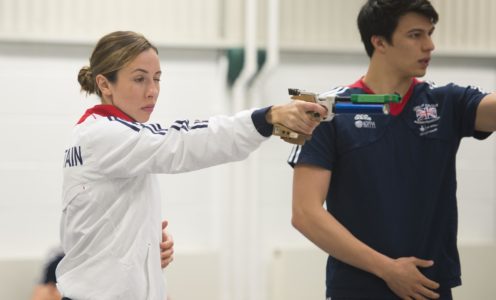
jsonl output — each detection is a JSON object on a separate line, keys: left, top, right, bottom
{"left": 475, "top": 93, "right": 496, "bottom": 132}
{"left": 292, "top": 164, "right": 440, "bottom": 299}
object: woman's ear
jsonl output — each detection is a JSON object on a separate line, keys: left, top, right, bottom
{"left": 95, "top": 74, "right": 113, "bottom": 101}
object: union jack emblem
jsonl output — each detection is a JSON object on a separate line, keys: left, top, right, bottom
{"left": 415, "top": 104, "right": 438, "bottom": 121}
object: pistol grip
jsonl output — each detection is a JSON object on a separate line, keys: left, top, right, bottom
{"left": 272, "top": 124, "right": 311, "bottom": 145}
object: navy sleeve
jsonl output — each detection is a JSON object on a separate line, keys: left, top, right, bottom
{"left": 287, "top": 121, "right": 335, "bottom": 170}
{"left": 451, "top": 84, "right": 491, "bottom": 140}
{"left": 42, "top": 253, "right": 64, "bottom": 284}
{"left": 251, "top": 106, "right": 273, "bottom": 137}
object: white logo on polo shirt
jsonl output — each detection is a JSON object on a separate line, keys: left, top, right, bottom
{"left": 354, "top": 114, "right": 376, "bottom": 129}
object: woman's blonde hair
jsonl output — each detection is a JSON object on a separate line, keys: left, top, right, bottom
{"left": 78, "top": 31, "right": 158, "bottom": 97}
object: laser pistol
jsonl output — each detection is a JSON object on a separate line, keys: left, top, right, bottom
{"left": 273, "top": 88, "right": 401, "bottom": 145}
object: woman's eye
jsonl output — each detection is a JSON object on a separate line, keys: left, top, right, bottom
{"left": 134, "top": 77, "right": 145, "bottom": 83}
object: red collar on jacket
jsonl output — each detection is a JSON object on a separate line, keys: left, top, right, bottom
{"left": 77, "top": 105, "right": 135, "bottom": 124}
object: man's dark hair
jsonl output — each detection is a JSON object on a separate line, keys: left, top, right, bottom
{"left": 357, "top": 0, "right": 439, "bottom": 57}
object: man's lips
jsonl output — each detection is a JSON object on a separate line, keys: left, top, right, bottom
{"left": 419, "top": 58, "right": 431, "bottom": 67}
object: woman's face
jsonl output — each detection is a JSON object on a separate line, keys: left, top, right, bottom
{"left": 106, "top": 48, "right": 161, "bottom": 122}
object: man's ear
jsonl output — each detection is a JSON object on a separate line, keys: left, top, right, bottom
{"left": 370, "top": 35, "right": 388, "bottom": 54}
{"left": 95, "top": 74, "right": 112, "bottom": 99}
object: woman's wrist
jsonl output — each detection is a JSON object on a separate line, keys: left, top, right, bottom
{"left": 265, "top": 105, "right": 281, "bottom": 125}
{"left": 251, "top": 106, "right": 274, "bottom": 137}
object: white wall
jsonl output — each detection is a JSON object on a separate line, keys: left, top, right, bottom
{"left": 1, "top": 41, "right": 494, "bottom": 299}
{"left": 0, "top": 43, "right": 232, "bottom": 256}
{"left": 1, "top": 1, "right": 496, "bottom": 299}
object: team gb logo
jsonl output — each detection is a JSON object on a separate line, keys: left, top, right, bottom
{"left": 413, "top": 103, "right": 440, "bottom": 124}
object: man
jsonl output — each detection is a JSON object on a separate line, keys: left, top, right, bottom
{"left": 289, "top": 0, "right": 496, "bottom": 299}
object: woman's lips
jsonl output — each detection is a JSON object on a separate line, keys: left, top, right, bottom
{"left": 142, "top": 105, "right": 155, "bottom": 113}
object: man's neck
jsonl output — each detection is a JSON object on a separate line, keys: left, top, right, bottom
{"left": 362, "top": 60, "right": 414, "bottom": 96}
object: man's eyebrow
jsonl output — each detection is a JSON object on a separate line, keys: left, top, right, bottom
{"left": 407, "top": 25, "right": 435, "bottom": 33}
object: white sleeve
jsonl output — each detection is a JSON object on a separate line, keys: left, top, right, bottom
{"left": 81, "top": 109, "right": 268, "bottom": 178}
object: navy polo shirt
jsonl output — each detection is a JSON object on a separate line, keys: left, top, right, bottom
{"left": 289, "top": 79, "right": 490, "bottom": 298}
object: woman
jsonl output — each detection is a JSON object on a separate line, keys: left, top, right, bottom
{"left": 57, "top": 31, "right": 325, "bottom": 299}
{"left": 32, "top": 220, "right": 172, "bottom": 300}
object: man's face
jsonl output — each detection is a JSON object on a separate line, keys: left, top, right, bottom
{"left": 385, "top": 12, "right": 436, "bottom": 78}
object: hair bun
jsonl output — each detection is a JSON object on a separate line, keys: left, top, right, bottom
{"left": 78, "top": 66, "right": 95, "bottom": 94}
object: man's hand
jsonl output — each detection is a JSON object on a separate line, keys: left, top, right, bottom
{"left": 160, "top": 220, "right": 174, "bottom": 269}
{"left": 267, "top": 100, "right": 327, "bottom": 136}
{"left": 381, "top": 257, "right": 440, "bottom": 299}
